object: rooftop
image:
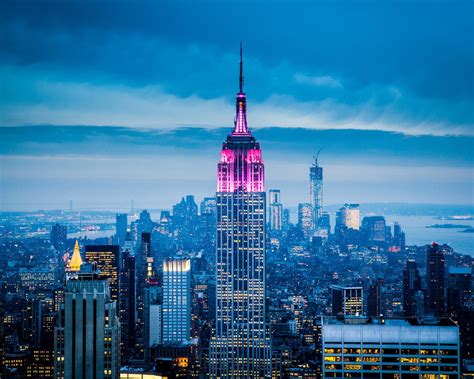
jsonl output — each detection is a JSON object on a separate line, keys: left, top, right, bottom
{"left": 322, "top": 316, "right": 457, "bottom": 327}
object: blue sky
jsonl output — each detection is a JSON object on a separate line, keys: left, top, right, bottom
{"left": 0, "top": 0, "right": 473, "bottom": 210}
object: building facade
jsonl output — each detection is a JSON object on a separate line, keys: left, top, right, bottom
{"left": 362, "top": 216, "right": 387, "bottom": 245}
{"left": 119, "top": 231, "right": 136, "bottom": 353}
{"left": 335, "top": 204, "right": 360, "bottom": 231}
{"left": 298, "top": 202, "right": 313, "bottom": 238}
{"left": 54, "top": 265, "right": 120, "bottom": 379}
{"left": 426, "top": 243, "right": 446, "bottom": 317}
{"left": 162, "top": 258, "right": 191, "bottom": 344}
{"left": 322, "top": 317, "right": 460, "bottom": 379}
{"left": 137, "top": 232, "right": 152, "bottom": 346}
{"left": 85, "top": 245, "right": 120, "bottom": 303}
{"left": 331, "top": 286, "right": 364, "bottom": 317}
{"left": 447, "top": 266, "right": 471, "bottom": 316}
{"left": 403, "top": 260, "right": 422, "bottom": 318}
{"left": 209, "top": 48, "right": 271, "bottom": 378}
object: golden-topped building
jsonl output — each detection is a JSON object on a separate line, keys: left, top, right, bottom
{"left": 68, "top": 240, "right": 83, "bottom": 272}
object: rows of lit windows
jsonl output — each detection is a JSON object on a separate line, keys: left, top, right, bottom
{"left": 324, "top": 347, "right": 458, "bottom": 356}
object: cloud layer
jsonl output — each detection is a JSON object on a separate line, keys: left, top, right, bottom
{"left": 1, "top": 126, "right": 473, "bottom": 210}
{"left": 1, "top": 1, "right": 473, "bottom": 210}
{"left": 1, "top": 1, "right": 473, "bottom": 135}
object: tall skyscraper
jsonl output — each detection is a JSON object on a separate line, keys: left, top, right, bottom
{"left": 426, "top": 242, "right": 446, "bottom": 317}
{"left": 136, "top": 232, "right": 151, "bottom": 346}
{"left": 162, "top": 258, "right": 191, "bottom": 344}
{"left": 269, "top": 189, "right": 283, "bottom": 231}
{"left": 85, "top": 245, "right": 120, "bottom": 303}
{"left": 115, "top": 213, "right": 128, "bottom": 248}
{"left": 298, "top": 202, "right": 313, "bottom": 238}
{"left": 119, "top": 230, "right": 136, "bottom": 353}
{"left": 403, "top": 259, "right": 422, "bottom": 317}
{"left": 54, "top": 264, "right": 120, "bottom": 379}
{"left": 309, "top": 155, "right": 323, "bottom": 231}
{"left": 50, "top": 223, "right": 67, "bottom": 251}
{"left": 210, "top": 47, "right": 271, "bottom": 378}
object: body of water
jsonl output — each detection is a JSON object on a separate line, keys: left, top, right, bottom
{"left": 384, "top": 215, "right": 473, "bottom": 256}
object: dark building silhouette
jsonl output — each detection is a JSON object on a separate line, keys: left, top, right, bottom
{"left": 448, "top": 266, "right": 472, "bottom": 316}
{"left": 119, "top": 231, "right": 136, "bottom": 356}
{"left": 403, "top": 260, "right": 422, "bottom": 317}
{"left": 173, "top": 195, "right": 199, "bottom": 250}
{"left": 115, "top": 213, "right": 128, "bottom": 248}
{"left": 393, "top": 222, "right": 405, "bottom": 248}
{"left": 447, "top": 267, "right": 473, "bottom": 362}
{"left": 136, "top": 232, "right": 151, "bottom": 347}
{"left": 426, "top": 243, "right": 446, "bottom": 317}
{"left": 50, "top": 223, "right": 67, "bottom": 251}
{"left": 133, "top": 210, "right": 156, "bottom": 242}
{"left": 455, "top": 308, "right": 474, "bottom": 361}
{"left": 361, "top": 216, "right": 386, "bottom": 245}
{"left": 367, "top": 278, "right": 384, "bottom": 317}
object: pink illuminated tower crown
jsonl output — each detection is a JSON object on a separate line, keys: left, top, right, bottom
{"left": 217, "top": 44, "right": 264, "bottom": 192}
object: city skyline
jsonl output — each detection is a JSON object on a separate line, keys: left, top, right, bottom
{"left": 0, "top": 2, "right": 473, "bottom": 377}
{"left": 1, "top": 1, "right": 473, "bottom": 210}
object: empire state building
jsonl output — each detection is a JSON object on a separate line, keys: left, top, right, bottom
{"left": 209, "top": 47, "right": 271, "bottom": 378}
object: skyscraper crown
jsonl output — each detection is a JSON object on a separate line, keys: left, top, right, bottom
{"left": 217, "top": 44, "right": 264, "bottom": 193}
{"left": 69, "top": 240, "right": 83, "bottom": 271}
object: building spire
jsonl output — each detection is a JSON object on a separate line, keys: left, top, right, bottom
{"left": 239, "top": 42, "right": 244, "bottom": 93}
{"left": 232, "top": 43, "right": 250, "bottom": 135}
{"left": 69, "top": 240, "right": 83, "bottom": 271}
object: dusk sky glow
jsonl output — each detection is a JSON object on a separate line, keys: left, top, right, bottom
{"left": 0, "top": 0, "right": 473, "bottom": 210}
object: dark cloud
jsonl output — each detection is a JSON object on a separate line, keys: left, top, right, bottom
{"left": 1, "top": 0, "right": 473, "bottom": 126}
